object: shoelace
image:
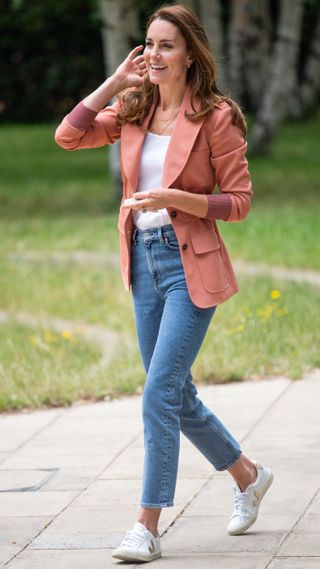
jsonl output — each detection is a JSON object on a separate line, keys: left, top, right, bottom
{"left": 233, "top": 488, "right": 250, "bottom": 515}
{"left": 121, "top": 528, "right": 147, "bottom": 548}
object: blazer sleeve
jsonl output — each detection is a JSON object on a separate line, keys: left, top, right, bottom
{"left": 206, "top": 102, "right": 253, "bottom": 222}
{"left": 54, "top": 99, "right": 121, "bottom": 150}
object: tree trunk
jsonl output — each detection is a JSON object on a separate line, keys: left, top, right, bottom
{"left": 228, "top": 0, "right": 272, "bottom": 109}
{"left": 250, "top": 0, "right": 304, "bottom": 154}
{"left": 99, "top": 0, "right": 138, "bottom": 72}
{"left": 99, "top": 0, "right": 140, "bottom": 196}
{"left": 228, "top": 0, "right": 251, "bottom": 105}
{"left": 244, "top": 0, "right": 272, "bottom": 112}
{"left": 289, "top": 10, "right": 320, "bottom": 118}
{"left": 199, "top": 0, "right": 229, "bottom": 93}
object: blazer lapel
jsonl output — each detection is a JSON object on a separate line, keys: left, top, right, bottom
{"left": 162, "top": 85, "right": 205, "bottom": 188}
{"left": 120, "top": 84, "right": 205, "bottom": 194}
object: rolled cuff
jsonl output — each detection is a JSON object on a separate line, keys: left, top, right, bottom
{"left": 205, "top": 194, "right": 232, "bottom": 221}
{"left": 66, "top": 101, "right": 98, "bottom": 130}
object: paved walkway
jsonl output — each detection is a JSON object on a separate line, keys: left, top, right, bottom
{"left": 0, "top": 370, "right": 319, "bottom": 569}
{"left": 9, "top": 250, "right": 320, "bottom": 288}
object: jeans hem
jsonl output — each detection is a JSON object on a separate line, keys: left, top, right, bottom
{"left": 141, "top": 501, "right": 174, "bottom": 508}
{"left": 215, "top": 450, "right": 242, "bottom": 472}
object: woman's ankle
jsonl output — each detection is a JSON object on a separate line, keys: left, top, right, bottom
{"left": 138, "top": 519, "right": 158, "bottom": 538}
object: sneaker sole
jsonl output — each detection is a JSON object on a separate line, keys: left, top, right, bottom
{"left": 112, "top": 550, "right": 162, "bottom": 562}
{"left": 228, "top": 470, "right": 274, "bottom": 536}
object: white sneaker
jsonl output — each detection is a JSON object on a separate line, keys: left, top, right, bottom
{"left": 112, "top": 521, "right": 161, "bottom": 562}
{"left": 227, "top": 461, "right": 274, "bottom": 535}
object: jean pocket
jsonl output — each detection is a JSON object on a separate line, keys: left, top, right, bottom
{"left": 164, "top": 235, "right": 180, "bottom": 251}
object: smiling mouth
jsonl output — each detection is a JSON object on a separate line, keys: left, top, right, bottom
{"left": 150, "top": 65, "right": 167, "bottom": 71}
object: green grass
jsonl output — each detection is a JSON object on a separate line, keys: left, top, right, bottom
{"left": 0, "top": 259, "right": 134, "bottom": 334}
{"left": 0, "top": 112, "right": 319, "bottom": 411}
{"left": 0, "top": 270, "right": 319, "bottom": 412}
{"left": 0, "top": 124, "right": 118, "bottom": 217}
{"left": 0, "top": 321, "right": 103, "bottom": 411}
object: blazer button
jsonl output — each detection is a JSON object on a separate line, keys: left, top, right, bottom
{"left": 171, "top": 211, "right": 177, "bottom": 218}
{"left": 182, "top": 243, "right": 188, "bottom": 251}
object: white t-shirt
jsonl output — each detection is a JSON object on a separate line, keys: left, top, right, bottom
{"left": 133, "top": 131, "right": 172, "bottom": 230}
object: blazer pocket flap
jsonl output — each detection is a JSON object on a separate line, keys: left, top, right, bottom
{"left": 191, "top": 230, "right": 220, "bottom": 254}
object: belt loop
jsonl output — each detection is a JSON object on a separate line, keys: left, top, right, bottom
{"left": 158, "top": 226, "right": 164, "bottom": 244}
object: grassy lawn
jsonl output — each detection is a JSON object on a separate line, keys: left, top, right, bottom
{"left": 0, "top": 112, "right": 319, "bottom": 411}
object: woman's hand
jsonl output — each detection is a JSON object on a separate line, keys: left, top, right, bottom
{"left": 123, "top": 188, "right": 209, "bottom": 219}
{"left": 123, "top": 189, "right": 177, "bottom": 211}
{"left": 114, "top": 45, "right": 147, "bottom": 90}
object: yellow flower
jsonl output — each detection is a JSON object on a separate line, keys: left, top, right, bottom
{"left": 31, "top": 336, "right": 39, "bottom": 346}
{"left": 61, "top": 330, "right": 78, "bottom": 344}
{"left": 62, "top": 330, "right": 73, "bottom": 340}
{"left": 271, "top": 290, "right": 280, "bottom": 300}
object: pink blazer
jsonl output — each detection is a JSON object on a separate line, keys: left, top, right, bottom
{"left": 55, "top": 85, "right": 252, "bottom": 308}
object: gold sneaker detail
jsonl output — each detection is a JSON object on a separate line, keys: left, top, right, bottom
{"left": 252, "top": 490, "right": 261, "bottom": 507}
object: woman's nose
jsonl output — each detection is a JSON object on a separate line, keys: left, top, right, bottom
{"left": 150, "top": 47, "right": 160, "bottom": 57}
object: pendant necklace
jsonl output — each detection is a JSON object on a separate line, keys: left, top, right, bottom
{"left": 154, "top": 108, "right": 180, "bottom": 136}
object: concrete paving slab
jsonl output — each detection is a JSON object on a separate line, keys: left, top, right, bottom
{"left": 0, "top": 491, "right": 76, "bottom": 517}
{"left": 278, "top": 488, "right": 320, "bottom": 556}
{"left": 4, "top": 549, "right": 130, "bottom": 569}
{"left": 161, "top": 515, "right": 287, "bottom": 554}
{"left": 184, "top": 475, "right": 240, "bottom": 517}
{"left": 279, "top": 532, "right": 320, "bottom": 556}
{"left": 0, "top": 545, "right": 22, "bottom": 566}
{"left": 67, "top": 396, "right": 142, "bottom": 418}
{"left": 0, "top": 452, "right": 11, "bottom": 465}
{"left": 98, "top": 434, "right": 213, "bottom": 480}
{"left": 28, "top": 503, "right": 181, "bottom": 542}
{"left": 38, "top": 467, "right": 100, "bottom": 492}
{"left": 0, "top": 409, "right": 61, "bottom": 452}
{"left": 140, "top": 552, "right": 271, "bottom": 569}
{"left": 1, "top": 373, "right": 319, "bottom": 568}
{"left": 12, "top": 416, "right": 142, "bottom": 456}
{"left": 0, "top": 452, "right": 115, "bottom": 470}
{"left": 267, "top": 558, "right": 320, "bottom": 569}
{"left": 71, "top": 478, "right": 208, "bottom": 508}
{"left": 196, "top": 378, "right": 290, "bottom": 423}
{"left": 0, "top": 516, "right": 51, "bottom": 564}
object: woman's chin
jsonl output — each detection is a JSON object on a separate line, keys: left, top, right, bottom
{"left": 149, "top": 77, "right": 168, "bottom": 86}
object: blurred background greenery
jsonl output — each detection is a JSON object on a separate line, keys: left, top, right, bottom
{"left": 0, "top": 0, "right": 319, "bottom": 411}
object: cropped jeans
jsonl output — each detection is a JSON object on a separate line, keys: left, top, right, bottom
{"left": 131, "top": 224, "right": 241, "bottom": 508}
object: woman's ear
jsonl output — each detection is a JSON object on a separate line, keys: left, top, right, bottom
{"left": 186, "top": 55, "right": 193, "bottom": 68}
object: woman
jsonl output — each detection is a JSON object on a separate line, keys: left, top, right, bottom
{"left": 55, "top": 4, "right": 273, "bottom": 563}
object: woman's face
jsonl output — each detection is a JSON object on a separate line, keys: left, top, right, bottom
{"left": 144, "top": 18, "right": 192, "bottom": 87}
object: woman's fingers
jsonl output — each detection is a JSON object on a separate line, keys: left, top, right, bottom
{"left": 128, "top": 45, "right": 144, "bottom": 60}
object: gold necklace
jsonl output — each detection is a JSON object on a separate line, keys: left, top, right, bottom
{"left": 155, "top": 108, "right": 180, "bottom": 135}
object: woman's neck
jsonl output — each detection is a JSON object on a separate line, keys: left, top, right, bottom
{"left": 157, "top": 83, "right": 186, "bottom": 111}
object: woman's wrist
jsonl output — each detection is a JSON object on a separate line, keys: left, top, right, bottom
{"left": 169, "top": 188, "right": 208, "bottom": 218}
{"left": 83, "top": 74, "right": 126, "bottom": 112}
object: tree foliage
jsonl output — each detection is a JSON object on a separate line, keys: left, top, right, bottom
{"left": 0, "top": 0, "right": 105, "bottom": 122}
{"left": 1, "top": 0, "right": 319, "bottom": 142}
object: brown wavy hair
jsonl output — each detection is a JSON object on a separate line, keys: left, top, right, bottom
{"left": 117, "top": 4, "right": 246, "bottom": 136}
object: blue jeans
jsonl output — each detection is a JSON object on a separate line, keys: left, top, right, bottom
{"left": 131, "top": 224, "right": 241, "bottom": 508}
